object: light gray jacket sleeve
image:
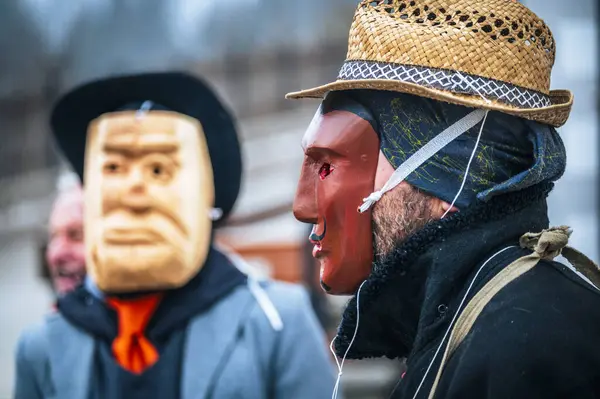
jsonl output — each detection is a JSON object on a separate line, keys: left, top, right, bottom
{"left": 267, "top": 283, "right": 340, "bottom": 399}
{"left": 14, "top": 324, "right": 46, "bottom": 399}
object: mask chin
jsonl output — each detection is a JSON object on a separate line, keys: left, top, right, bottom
{"left": 320, "top": 256, "right": 372, "bottom": 295}
{"left": 320, "top": 276, "right": 367, "bottom": 295}
{"left": 320, "top": 279, "right": 332, "bottom": 293}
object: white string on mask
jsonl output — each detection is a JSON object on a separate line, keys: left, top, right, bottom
{"left": 441, "top": 109, "right": 489, "bottom": 219}
{"left": 330, "top": 280, "right": 366, "bottom": 399}
{"left": 410, "top": 245, "right": 516, "bottom": 399}
{"left": 135, "top": 100, "right": 154, "bottom": 120}
{"left": 454, "top": 72, "right": 493, "bottom": 106}
{"left": 359, "top": 109, "right": 487, "bottom": 213}
{"left": 208, "top": 207, "right": 223, "bottom": 221}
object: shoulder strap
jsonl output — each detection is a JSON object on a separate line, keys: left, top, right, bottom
{"left": 561, "top": 246, "right": 600, "bottom": 290}
{"left": 214, "top": 243, "right": 284, "bottom": 331}
{"left": 427, "top": 226, "right": 600, "bottom": 399}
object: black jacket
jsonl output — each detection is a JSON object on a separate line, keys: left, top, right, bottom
{"left": 334, "top": 183, "right": 600, "bottom": 398}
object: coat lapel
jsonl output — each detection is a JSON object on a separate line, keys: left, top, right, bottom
{"left": 47, "top": 315, "right": 94, "bottom": 399}
{"left": 181, "top": 286, "right": 255, "bottom": 399}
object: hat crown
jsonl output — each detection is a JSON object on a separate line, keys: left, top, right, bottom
{"left": 348, "top": 0, "right": 555, "bottom": 94}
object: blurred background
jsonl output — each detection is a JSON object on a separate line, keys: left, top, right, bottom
{"left": 0, "top": 0, "right": 597, "bottom": 398}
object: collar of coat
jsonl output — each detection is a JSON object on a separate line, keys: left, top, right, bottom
{"left": 333, "top": 182, "right": 554, "bottom": 360}
{"left": 59, "top": 246, "right": 248, "bottom": 348}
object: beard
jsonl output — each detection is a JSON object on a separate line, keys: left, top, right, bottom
{"left": 372, "top": 183, "right": 436, "bottom": 258}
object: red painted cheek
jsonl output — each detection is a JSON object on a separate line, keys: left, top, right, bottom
{"left": 316, "top": 168, "right": 375, "bottom": 294}
{"left": 317, "top": 181, "right": 350, "bottom": 254}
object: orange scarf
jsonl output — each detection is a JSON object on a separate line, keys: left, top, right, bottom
{"left": 107, "top": 293, "right": 163, "bottom": 374}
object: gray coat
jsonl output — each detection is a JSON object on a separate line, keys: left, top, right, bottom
{"left": 14, "top": 277, "right": 339, "bottom": 399}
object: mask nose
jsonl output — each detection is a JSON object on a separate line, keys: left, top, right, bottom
{"left": 123, "top": 167, "right": 151, "bottom": 212}
{"left": 293, "top": 199, "right": 318, "bottom": 224}
{"left": 127, "top": 167, "right": 146, "bottom": 193}
{"left": 293, "top": 161, "right": 318, "bottom": 224}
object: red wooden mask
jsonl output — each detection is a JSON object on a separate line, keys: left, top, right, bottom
{"left": 294, "top": 94, "right": 380, "bottom": 295}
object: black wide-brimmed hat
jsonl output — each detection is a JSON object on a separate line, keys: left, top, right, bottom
{"left": 50, "top": 71, "right": 242, "bottom": 223}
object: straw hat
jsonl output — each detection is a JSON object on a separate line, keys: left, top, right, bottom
{"left": 286, "top": 0, "right": 572, "bottom": 127}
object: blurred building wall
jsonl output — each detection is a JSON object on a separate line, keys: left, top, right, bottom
{"left": 523, "top": 0, "right": 599, "bottom": 262}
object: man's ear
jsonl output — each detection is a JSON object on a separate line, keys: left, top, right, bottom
{"left": 440, "top": 201, "right": 459, "bottom": 215}
{"left": 431, "top": 198, "right": 459, "bottom": 219}
{"left": 374, "top": 150, "right": 395, "bottom": 191}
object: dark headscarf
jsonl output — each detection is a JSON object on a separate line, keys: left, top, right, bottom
{"left": 348, "top": 90, "right": 566, "bottom": 208}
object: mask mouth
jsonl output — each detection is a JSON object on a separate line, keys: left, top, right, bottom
{"left": 103, "top": 227, "right": 164, "bottom": 245}
{"left": 309, "top": 221, "right": 326, "bottom": 258}
{"left": 320, "top": 279, "right": 332, "bottom": 292}
{"left": 311, "top": 240, "right": 324, "bottom": 259}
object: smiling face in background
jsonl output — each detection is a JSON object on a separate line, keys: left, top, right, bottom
{"left": 46, "top": 186, "right": 86, "bottom": 295}
{"left": 293, "top": 97, "right": 380, "bottom": 295}
{"left": 84, "top": 110, "right": 215, "bottom": 293}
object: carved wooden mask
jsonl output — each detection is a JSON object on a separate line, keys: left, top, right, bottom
{"left": 294, "top": 95, "right": 380, "bottom": 295}
{"left": 84, "top": 110, "right": 214, "bottom": 293}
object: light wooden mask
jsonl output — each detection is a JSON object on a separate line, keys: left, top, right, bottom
{"left": 83, "top": 110, "right": 214, "bottom": 293}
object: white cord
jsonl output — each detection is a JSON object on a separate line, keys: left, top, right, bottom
{"left": 215, "top": 243, "right": 283, "bottom": 331}
{"left": 135, "top": 100, "right": 154, "bottom": 120}
{"left": 410, "top": 245, "right": 516, "bottom": 399}
{"left": 441, "top": 110, "right": 489, "bottom": 219}
{"left": 454, "top": 72, "right": 493, "bottom": 105}
{"left": 248, "top": 278, "right": 284, "bottom": 331}
{"left": 330, "top": 280, "right": 366, "bottom": 399}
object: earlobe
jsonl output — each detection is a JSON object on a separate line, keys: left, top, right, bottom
{"left": 374, "top": 151, "right": 395, "bottom": 191}
{"left": 440, "top": 201, "right": 459, "bottom": 214}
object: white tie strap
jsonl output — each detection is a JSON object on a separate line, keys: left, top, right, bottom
{"left": 358, "top": 109, "right": 487, "bottom": 213}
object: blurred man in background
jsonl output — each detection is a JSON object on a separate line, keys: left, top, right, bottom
{"left": 45, "top": 183, "right": 86, "bottom": 296}
{"left": 14, "top": 71, "right": 337, "bottom": 399}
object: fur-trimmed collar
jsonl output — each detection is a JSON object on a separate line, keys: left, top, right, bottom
{"left": 333, "top": 183, "right": 553, "bottom": 360}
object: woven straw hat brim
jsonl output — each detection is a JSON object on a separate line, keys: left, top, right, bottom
{"left": 286, "top": 80, "right": 573, "bottom": 127}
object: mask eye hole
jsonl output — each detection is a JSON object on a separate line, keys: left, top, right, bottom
{"left": 318, "top": 163, "right": 334, "bottom": 180}
{"left": 152, "top": 164, "right": 163, "bottom": 176}
{"left": 103, "top": 160, "right": 123, "bottom": 175}
{"left": 146, "top": 161, "right": 173, "bottom": 183}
